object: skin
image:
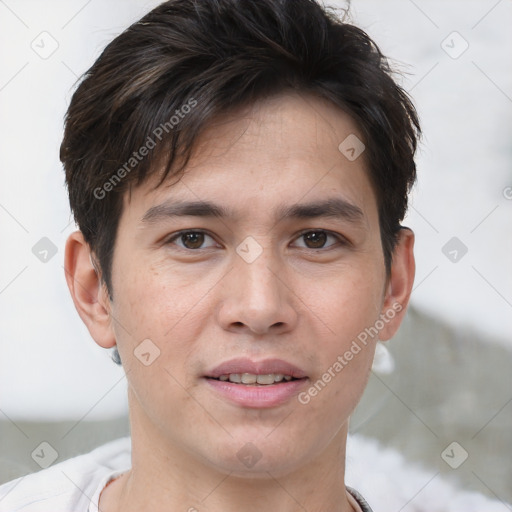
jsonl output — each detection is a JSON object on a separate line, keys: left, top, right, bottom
{"left": 65, "top": 92, "right": 415, "bottom": 512}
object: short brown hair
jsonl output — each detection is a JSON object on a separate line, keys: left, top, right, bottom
{"left": 61, "top": 0, "right": 420, "bottom": 297}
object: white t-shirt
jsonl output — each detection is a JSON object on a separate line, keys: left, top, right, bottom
{"left": 0, "top": 436, "right": 371, "bottom": 512}
{"left": 0, "top": 436, "right": 131, "bottom": 512}
{"left": 1, "top": 434, "right": 509, "bottom": 512}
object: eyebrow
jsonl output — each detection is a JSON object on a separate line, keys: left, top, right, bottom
{"left": 141, "top": 197, "right": 364, "bottom": 225}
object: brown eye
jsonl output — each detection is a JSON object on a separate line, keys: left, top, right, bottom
{"left": 167, "top": 230, "right": 217, "bottom": 250}
{"left": 303, "top": 231, "right": 327, "bottom": 248}
{"left": 293, "top": 230, "right": 345, "bottom": 250}
{"left": 181, "top": 232, "right": 205, "bottom": 249}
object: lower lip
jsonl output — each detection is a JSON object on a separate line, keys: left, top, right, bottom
{"left": 205, "top": 378, "right": 307, "bottom": 408}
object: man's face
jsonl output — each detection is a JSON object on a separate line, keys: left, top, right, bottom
{"left": 107, "top": 93, "right": 398, "bottom": 476}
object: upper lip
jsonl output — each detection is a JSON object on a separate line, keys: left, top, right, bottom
{"left": 206, "top": 358, "right": 308, "bottom": 379}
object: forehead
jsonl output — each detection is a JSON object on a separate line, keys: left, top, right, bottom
{"left": 123, "top": 92, "right": 377, "bottom": 224}
{"left": 184, "top": 92, "right": 366, "bottom": 179}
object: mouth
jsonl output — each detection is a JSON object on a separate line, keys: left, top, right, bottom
{"left": 204, "top": 358, "right": 308, "bottom": 408}
{"left": 207, "top": 373, "right": 302, "bottom": 385}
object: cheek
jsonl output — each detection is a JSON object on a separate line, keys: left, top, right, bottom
{"left": 110, "top": 258, "right": 210, "bottom": 432}
{"left": 295, "top": 261, "right": 383, "bottom": 410}
{"left": 111, "top": 254, "right": 217, "bottom": 387}
{"left": 304, "top": 261, "right": 384, "bottom": 343}
{"left": 114, "top": 255, "right": 205, "bottom": 333}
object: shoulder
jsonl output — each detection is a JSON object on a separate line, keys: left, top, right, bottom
{"left": 0, "top": 436, "right": 131, "bottom": 512}
{"left": 346, "top": 434, "right": 510, "bottom": 512}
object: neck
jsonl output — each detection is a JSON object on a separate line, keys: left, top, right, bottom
{"left": 102, "top": 393, "right": 356, "bottom": 512}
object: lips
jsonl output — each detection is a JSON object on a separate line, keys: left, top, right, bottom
{"left": 204, "top": 358, "right": 309, "bottom": 408}
{"left": 205, "top": 357, "right": 308, "bottom": 380}
{"left": 217, "top": 373, "right": 295, "bottom": 385}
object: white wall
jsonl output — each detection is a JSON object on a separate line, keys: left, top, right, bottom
{"left": 353, "top": 0, "right": 512, "bottom": 344}
{"left": 0, "top": 0, "right": 510, "bottom": 421}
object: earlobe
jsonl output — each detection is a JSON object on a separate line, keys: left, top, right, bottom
{"left": 64, "top": 231, "right": 116, "bottom": 349}
{"left": 378, "top": 227, "right": 415, "bottom": 341}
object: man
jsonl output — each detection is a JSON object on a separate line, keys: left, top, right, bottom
{"left": 0, "top": 0, "right": 419, "bottom": 510}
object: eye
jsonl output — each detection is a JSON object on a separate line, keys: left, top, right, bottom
{"left": 292, "top": 230, "right": 346, "bottom": 250}
{"left": 166, "top": 230, "right": 218, "bottom": 250}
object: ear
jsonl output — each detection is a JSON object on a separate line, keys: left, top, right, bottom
{"left": 378, "top": 227, "right": 415, "bottom": 341}
{"left": 64, "top": 230, "right": 116, "bottom": 349}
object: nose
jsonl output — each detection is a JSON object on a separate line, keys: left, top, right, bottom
{"left": 216, "top": 248, "right": 299, "bottom": 336}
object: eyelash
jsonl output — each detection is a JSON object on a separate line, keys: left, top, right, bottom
{"left": 165, "top": 229, "right": 349, "bottom": 251}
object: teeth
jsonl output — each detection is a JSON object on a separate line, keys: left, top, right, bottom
{"left": 217, "top": 373, "right": 295, "bottom": 385}
{"left": 256, "top": 374, "right": 275, "bottom": 385}
{"left": 241, "top": 373, "right": 257, "bottom": 384}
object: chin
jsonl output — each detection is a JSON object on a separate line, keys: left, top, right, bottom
{"left": 201, "top": 436, "right": 313, "bottom": 478}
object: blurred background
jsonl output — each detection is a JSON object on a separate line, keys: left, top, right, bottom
{"left": 0, "top": 0, "right": 511, "bottom": 508}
